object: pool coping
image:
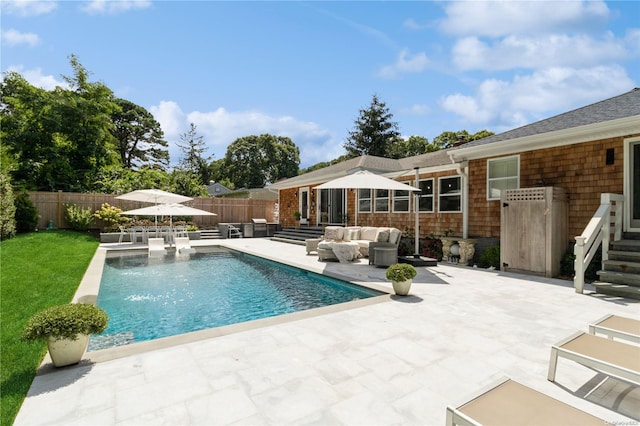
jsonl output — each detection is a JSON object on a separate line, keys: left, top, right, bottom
{"left": 38, "top": 242, "right": 393, "bottom": 371}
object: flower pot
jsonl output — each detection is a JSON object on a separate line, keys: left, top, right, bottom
{"left": 392, "top": 279, "right": 412, "bottom": 296}
{"left": 47, "top": 334, "right": 89, "bottom": 367}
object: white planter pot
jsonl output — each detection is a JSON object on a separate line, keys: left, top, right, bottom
{"left": 391, "top": 279, "right": 412, "bottom": 296}
{"left": 47, "top": 334, "right": 89, "bottom": 367}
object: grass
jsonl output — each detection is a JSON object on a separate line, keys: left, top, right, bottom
{"left": 1, "top": 230, "right": 99, "bottom": 426}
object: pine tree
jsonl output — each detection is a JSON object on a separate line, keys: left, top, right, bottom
{"left": 343, "top": 94, "right": 400, "bottom": 157}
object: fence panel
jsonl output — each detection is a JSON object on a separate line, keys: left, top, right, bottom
{"left": 28, "top": 191, "right": 278, "bottom": 230}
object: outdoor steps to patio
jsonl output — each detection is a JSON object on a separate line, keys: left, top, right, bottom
{"left": 199, "top": 228, "right": 223, "bottom": 239}
{"left": 594, "top": 233, "right": 640, "bottom": 300}
{"left": 271, "top": 226, "right": 324, "bottom": 245}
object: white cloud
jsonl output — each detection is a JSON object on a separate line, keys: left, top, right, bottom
{"left": 150, "top": 102, "right": 337, "bottom": 167}
{"left": 6, "top": 65, "right": 66, "bottom": 90}
{"left": 1, "top": 0, "right": 57, "bottom": 16}
{"left": 439, "top": 0, "right": 609, "bottom": 37}
{"left": 401, "top": 104, "right": 430, "bottom": 116}
{"left": 1, "top": 29, "right": 40, "bottom": 47}
{"left": 452, "top": 33, "right": 629, "bottom": 71}
{"left": 378, "top": 48, "right": 429, "bottom": 79}
{"left": 441, "top": 65, "right": 634, "bottom": 129}
{"left": 80, "top": 0, "right": 152, "bottom": 15}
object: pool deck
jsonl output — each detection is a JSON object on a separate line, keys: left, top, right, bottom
{"left": 15, "top": 238, "right": 640, "bottom": 425}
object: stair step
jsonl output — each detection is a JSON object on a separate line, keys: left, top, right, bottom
{"left": 593, "top": 282, "right": 640, "bottom": 300}
{"left": 611, "top": 239, "right": 640, "bottom": 252}
{"left": 270, "top": 237, "right": 306, "bottom": 246}
{"left": 608, "top": 250, "right": 640, "bottom": 262}
{"left": 596, "top": 270, "right": 640, "bottom": 286}
{"left": 602, "top": 260, "right": 640, "bottom": 274}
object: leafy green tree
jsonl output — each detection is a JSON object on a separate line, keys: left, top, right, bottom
{"left": 0, "top": 172, "right": 16, "bottom": 240}
{"left": 111, "top": 98, "right": 169, "bottom": 170}
{"left": 223, "top": 134, "right": 300, "bottom": 188}
{"left": 169, "top": 170, "right": 208, "bottom": 197}
{"left": 387, "top": 135, "right": 436, "bottom": 159}
{"left": 175, "top": 123, "right": 213, "bottom": 185}
{"left": 1, "top": 55, "right": 118, "bottom": 191}
{"left": 433, "top": 129, "right": 494, "bottom": 149}
{"left": 343, "top": 94, "right": 400, "bottom": 157}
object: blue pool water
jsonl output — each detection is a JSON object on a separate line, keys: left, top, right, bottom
{"left": 89, "top": 247, "right": 383, "bottom": 350}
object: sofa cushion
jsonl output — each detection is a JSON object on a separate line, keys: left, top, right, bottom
{"left": 343, "top": 227, "right": 361, "bottom": 242}
{"left": 360, "top": 227, "right": 379, "bottom": 241}
{"left": 324, "top": 226, "right": 344, "bottom": 241}
{"left": 389, "top": 228, "right": 402, "bottom": 245}
{"left": 376, "top": 228, "right": 390, "bottom": 242}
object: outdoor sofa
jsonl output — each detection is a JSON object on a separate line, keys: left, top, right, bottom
{"left": 307, "top": 226, "right": 402, "bottom": 263}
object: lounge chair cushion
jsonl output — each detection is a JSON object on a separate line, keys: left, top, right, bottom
{"left": 360, "top": 227, "right": 378, "bottom": 241}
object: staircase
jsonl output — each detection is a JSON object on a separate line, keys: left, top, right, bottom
{"left": 199, "top": 228, "right": 223, "bottom": 240}
{"left": 271, "top": 226, "right": 324, "bottom": 245}
{"left": 594, "top": 232, "right": 640, "bottom": 300}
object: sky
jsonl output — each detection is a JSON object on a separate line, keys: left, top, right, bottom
{"left": 2, "top": 0, "right": 639, "bottom": 168}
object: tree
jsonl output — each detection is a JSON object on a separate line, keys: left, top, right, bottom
{"left": 111, "top": 98, "right": 169, "bottom": 170}
{"left": 223, "top": 134, "right": 300, "bottom": 188}
{"left": 432, "top": 129, "right": 494, "bottom": 149}
{"left": 0, "top": 172, "right": 16, "bottom": 240}
{"left": 175, "top": 123, "right": 213, "bottom": 185}
{"left": 343, "top": 94, "right": 400, "bottom": 157}
{"left": 387, "top": 135, "right": 436, "bottom": 159}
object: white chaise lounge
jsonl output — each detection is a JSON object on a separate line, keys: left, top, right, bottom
{"left": 445, "top": 377, "right": 604, "bottom": 426}
{"left": 547, "top": 332, "right": 640, "bottom": 385}
{"left": 148, "top": 237, "right": 166, "bottom": 256}
{"left": 175, "top": 237, "right": 196, "bottom": 254}
{"left": 588, "top": 314, "right": 640, "bottom": 344}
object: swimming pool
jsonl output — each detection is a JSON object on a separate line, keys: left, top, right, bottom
{"left": 89, "top": 247, "right": 384, "bottom": 351}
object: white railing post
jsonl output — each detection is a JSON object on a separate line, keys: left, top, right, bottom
{"left": 574, "top": 236, "right": 586, "bottom": 294}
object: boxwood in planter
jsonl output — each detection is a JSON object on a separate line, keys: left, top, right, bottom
{"left": 22, "top": 303, "right": 108, "bottom": 341}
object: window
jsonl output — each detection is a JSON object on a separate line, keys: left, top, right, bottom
{"left": 374, "top": 189, "right": 389, "bottom": 212}
{"left": 358, "top": 189, "right": 371, "bottom": 213}
{"left": 393, "top": 188, "right": 410, "bottom": 212}
{"left": 439, "top": 176, "right": 461, "bottom": 212}
{"left": 418, "top": 179, "right": 434, "bottom": 212}
{"left": 487, "top": 156, "right": 519, "bottom": 200}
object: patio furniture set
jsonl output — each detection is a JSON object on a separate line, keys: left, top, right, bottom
{"left": 118, "top": 225, "right": 189, "bottom": 245}
{"left": 305, "top": 225, "right": 402, "bottom": 266}
{"left": 446, "top": 314, "right": 640, "bottom": 425}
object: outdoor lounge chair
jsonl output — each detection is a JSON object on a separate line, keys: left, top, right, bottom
{"left": 175, "top": 237, "right": 195, "bottom": 254}
{"left": 589, "top": 314, "right": 640, "bottom": 344}
{"left": 445, "top": 377, "right": 604, "bottom": 426}
{"left": 148, "top": 237, "right": 166, "bottom": 256}
{"left": 547, "top": 331, "right": 640, "bottom": 384}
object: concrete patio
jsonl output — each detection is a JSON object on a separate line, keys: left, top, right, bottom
{"left": 15, "top": 238, "right": 640, "bottom": 425}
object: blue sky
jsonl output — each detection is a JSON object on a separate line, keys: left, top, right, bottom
{"left": 2, "top": 1, "right": 639, "bottom": 168}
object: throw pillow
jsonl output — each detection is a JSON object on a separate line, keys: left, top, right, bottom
{"left": 360, "top": 227, "right": 378, "bottom": 241}
{"left": 389, "top": 228, "right": 402, "bottom": 245}
{"left": 376, "top": 229, "right": 390, "bottom": 242}
{"left": 324, "top": 226, "right": 344, "bottom": 241}
{"left": 347, "top": 228, "right": 361, "bottom": 241}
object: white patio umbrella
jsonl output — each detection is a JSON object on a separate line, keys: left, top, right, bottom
{"left": 315, "top": 170, "right": 421, "bottom": 255}
{"left": 115, "top": 189, "right": 193, "bottom": 205}
{"left": 122, "top": 203, "right": 216, "bottom": 242}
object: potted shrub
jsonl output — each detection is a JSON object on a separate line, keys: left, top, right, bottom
{"left": 22, "top": 303, "right": 108, "bottom": 367}
{"left": 385, "top": 263, "right": 417, "bottom": 296}
{"left": 293, "top": 211, "right": 301, "bottom": 228}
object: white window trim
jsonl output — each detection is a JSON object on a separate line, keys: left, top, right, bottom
{"left": 486, "top": 155, "right": 520, "bottom": 200}
{"left": 374, "top": 189, "right": 389, "bottom": 213}
{"left": 438, "top": 175, "right": 462, "bottom": 213}
{"left": 358, "top": 189, "right": 372, "bottom": 213}
{"left": 392, "top": 189, "right": 410, "bottom": 213}
{"left": 418, "top": 178, "right": 434, "bottom": 213}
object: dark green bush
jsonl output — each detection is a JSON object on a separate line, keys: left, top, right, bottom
{"left": 478, "top": 246, "right": 500, "bottom": 268}
{"left": 560, "top": 244, "right": 602, "bottom": 281}
{"left": 14, "top": 192, "right": 38, "bottom": 233}
{"left": 0, "top": 173, "right": 16, "bottom": 240}
{"left": 421, "top": 235, "right": 443, "bottom": 261}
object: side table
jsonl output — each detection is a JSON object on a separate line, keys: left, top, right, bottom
{"left": 373, "top": 247, "right": 397, "bottom": 267}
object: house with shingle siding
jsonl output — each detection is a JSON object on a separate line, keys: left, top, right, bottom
{"left": 268, "top": 88, "right": 640, "bottom": 271}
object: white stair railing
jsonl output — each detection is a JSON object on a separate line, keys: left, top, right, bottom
{"left": 574, "top": 193, "right": 624, "bottom": 293}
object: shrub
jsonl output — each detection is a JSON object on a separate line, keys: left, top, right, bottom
{"left": 14, "top": 191, "right": 39, "bottom": 233}
{"left": 64, "top": 203, "right": 94, "bottom": 231}
{"left": 385, "top": 263, "right": 417, "bottom": 282}
{"left": 560, "top": 244, "right": 602, "bottom": 281}
{"left": 22, "top": 304, "right": 108, "bottom": 341}
{"left": 93, "top": 203, "right": 128, "bottom": 232}
{"left": 478, "top": 246, "right": 500, "bottom": 268}
{"left": 421, "top": 234, "right": 443, "bottom": 261}
{"left": 0, "top": 173, "right": 16, "bottom": 240}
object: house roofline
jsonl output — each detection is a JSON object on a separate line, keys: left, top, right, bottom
{"left": 449, "top": 115, "right": 640, "bottom": 161}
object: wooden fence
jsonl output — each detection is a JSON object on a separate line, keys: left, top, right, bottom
{"left": 29, "top": 191, "right": 279, "bottom": 230}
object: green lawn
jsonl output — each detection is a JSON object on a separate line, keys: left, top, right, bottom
{"left": 1, "top": 231, "right": 99, "bottom": 425}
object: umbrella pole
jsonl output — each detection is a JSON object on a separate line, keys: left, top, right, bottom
{"left": 414, "top": 167, "right": 420, "bottom": 257}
